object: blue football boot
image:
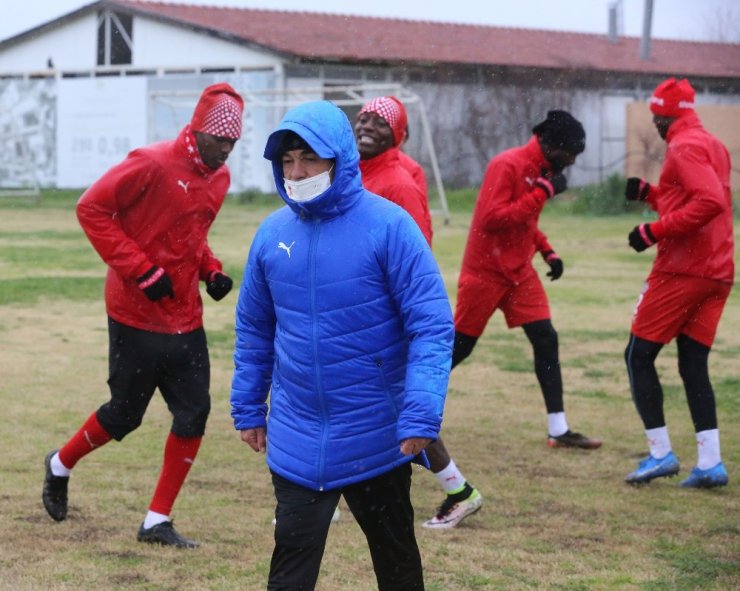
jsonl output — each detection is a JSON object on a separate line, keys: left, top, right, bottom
{"left": 625, "top": 452, "right": 680, "bottom": 484}
{"left": 679, "top": 462, "right": 728, "bottom": 488}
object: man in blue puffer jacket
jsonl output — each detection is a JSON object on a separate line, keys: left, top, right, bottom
{"left": 230, "top": 100, "right": 454, "bottom": 591}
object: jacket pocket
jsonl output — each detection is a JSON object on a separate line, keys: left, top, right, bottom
{"left": 375, "top": 356, "right": 399, "bottom": 420}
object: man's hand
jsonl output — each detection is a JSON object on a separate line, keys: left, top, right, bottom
{"left": 240, "top": 427, "right": 266, "bottom": 453}
{"left": 137, "top": 265, "right": 174, "bottom": 301}
{"left": 541, "top": 250, "right": 564, "bottom": 281}
{"left": 535, "top": 173, "right": 567, "bottom": 199}
{"left": 628, "top": 224, "right": 657, "bottom": 252}
{"left": 206, "top": 271, "right": 233, "bottom": 301}
{"left": 625, "top": 177, "right": 650, "bottom": 201}
{"left": 400, "top": 437, "right": 432, "bottom": 456}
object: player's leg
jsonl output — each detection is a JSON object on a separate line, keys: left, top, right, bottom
{"left": 345, "top": 464, "right": 424, "bottom": 591}
{"left": 624, "top": 274, "right": 684, "bottom": 483}
{"left": 451, "top": 331, "right": 478, "bottom": 369}
{"left": 268, "top": 472, "right": 339, "bottom": 590}
{"left": 43, "top": 318, "right": 157, "bottom": 521}
{"left": 137, "top": 327, "right": 210, "bottom": 548}
{"left": 520, "top": 318, "right": 601, "bottom": 449}
{"left": 505, "top": 273, "right": 600, "bottom": 449}
{"left": 675, "top": 281, "right": 731, "bottom": 488}
{"left": 422, "top": 274, "right": 493, "bottom": 529}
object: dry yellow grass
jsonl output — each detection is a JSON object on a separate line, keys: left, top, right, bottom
{"left": 1, "top": 199, "right": 738, "bottom": 590}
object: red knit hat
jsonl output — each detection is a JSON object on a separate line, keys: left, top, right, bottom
{"left": 649, "top": 78, "right": 695, "bottom": 118}
{"left": 358, "top": 96, "right": 408, "bottom": 146}
{"left": 191, "top": 83, "right": 244, "bottom": 139}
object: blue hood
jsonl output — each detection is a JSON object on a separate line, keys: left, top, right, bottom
{"left": 264, "top": 101, "right": 364, "bottom": 218}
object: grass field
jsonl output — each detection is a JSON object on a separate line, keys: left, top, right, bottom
{"left": 1, "top": 191, "right": 738, "bottom": 590}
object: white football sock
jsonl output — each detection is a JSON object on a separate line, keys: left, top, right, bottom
{"left": 547, "top": 412, "right": 568, "bottom": 438}
{"left": 51, "top": 452, "right": 71, "bottom": 477}
{"left": 434, "top": 459, "right": 466, "bottom": 494}
{"left": 645, "top": 426, "right": 672, "bottom": 459}
{"left": 143, "top": 511, "right": 170, "bottom": 530}
{"left": 695, "top": 429, "right": 721, "bottom": 470}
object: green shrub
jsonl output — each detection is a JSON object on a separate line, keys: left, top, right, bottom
{"left": 568, "top": 174, "right": 644, "bottom": 216}
{"left": 442, "top": 187, "right": 477, "bottom": 212}
{"left": 234, "top": 188, "right": 281, "bottom": 206}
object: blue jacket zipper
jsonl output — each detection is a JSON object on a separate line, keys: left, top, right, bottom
{"left": 309, "top": 220, "right": 329, "bottom": 490}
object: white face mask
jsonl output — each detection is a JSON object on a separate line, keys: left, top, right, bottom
{"left": 283, "top": 167, "right": 333, "bottom": 203}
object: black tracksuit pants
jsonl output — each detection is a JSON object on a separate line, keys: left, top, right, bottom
{"left": 268, "top": 463, "right": 424, "bottom": 591}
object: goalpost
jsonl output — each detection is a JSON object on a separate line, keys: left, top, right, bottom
{"left": 149, "top": 82, "right": 449, "bottom": 223}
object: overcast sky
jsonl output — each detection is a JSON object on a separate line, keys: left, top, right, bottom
{"left": 3, "top": 0, "right": 739, "bottom": 43}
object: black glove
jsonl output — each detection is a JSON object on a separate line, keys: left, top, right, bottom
{"left": 137, "top": 265, "right": 174, "bottom": 301}
{"left": 625, "top": 177, "right": 650, "bottom": 201}
{"left": 535, "top": 173, "right": 567, "bottom": 199}
{"left": 542, "top": 250, "right": 564, "bottom": 281}
{"left": 206, "top": 271, "right": 233, "bottom": 301}
{"left": 628, "top": 224, "right": 657, "bottom": 252}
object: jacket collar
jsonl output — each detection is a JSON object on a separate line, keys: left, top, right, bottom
{"left": 666, "top": 112, "right": 702, "bottom": 144}
{"left": 176, "top": 125, "right": 222, "bottom": 177}
{"left": 359, "top": 147, "right": 401, "bottom": 176}
{"left": 524, "top": 135, "right": 549, "bottom": 172}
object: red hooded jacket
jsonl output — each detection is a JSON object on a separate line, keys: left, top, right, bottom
{"left": 76, "top": 126, "right": 230, "bottom": 334}
{"left": 460, "top": 136, "right": 552, "bottom": 284}
{"left": 644, "top": 112, "right": 734, "bottom": 284}
{"left": 360, "top": 147, "right": 433, "bottom": 245}
{"left": 398, "top": 150, "right": 428, "bottom": 196}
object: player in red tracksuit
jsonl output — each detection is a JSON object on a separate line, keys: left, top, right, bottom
{"left": 42, "top": 83, "right": 244, "bottom": 547}
{"left": 356, "top": 96, "right": 433, "bottom": 245}
{"left": 624, "top": 78, "right": 733, "bottom": 489}
{"left": 396, "top": 118, "right": 428, "bottom": 197}
{"left": 398, "top": 149, "right": 427, "bottom": 197}
{"left": 423, "top": 110, "right": 602, "bottom": 530}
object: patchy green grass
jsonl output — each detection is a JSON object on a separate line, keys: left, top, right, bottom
{"left": 1, "top": 193, "right": 738, "bottom": 590}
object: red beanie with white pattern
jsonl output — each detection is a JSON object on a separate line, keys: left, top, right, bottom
{"left": 358, "top": 96, "right": 408, "bottom": 146}
{"left": 650, "top": 78, "right": 695, "bottom": 118}
{"left": 191, "top": 83, "right": 244, "bottom": 139}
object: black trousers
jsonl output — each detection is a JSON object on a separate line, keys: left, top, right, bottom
{"left": 268, "top": 463, "right": 424, "bottom": 591}
{"left": 96, "top": 318, "right": 211, "bottom": 440}
{"left": 453, "top": 320, "right": 564, "bottom": 413}
{"left": 625, "top": 333, "right": 717, "bottom": 432}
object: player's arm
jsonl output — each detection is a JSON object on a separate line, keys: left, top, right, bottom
{"left": 76, "top": 154, "right": 160, "bottom": 279}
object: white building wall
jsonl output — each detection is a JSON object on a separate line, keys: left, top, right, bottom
{"left": 0, "top": 15, "right": 99, "bottom": 74}
{"left": 569, "top": 90, "right": 629, "bottom": 186}
{"left": 56, "top": 77, "right": 148, "bottom": 188}
{"left": 0, "top": 13, "right": 286, "bottom": 76}
{"left": 132, "top": 18, "right": 284, "bottom": 70}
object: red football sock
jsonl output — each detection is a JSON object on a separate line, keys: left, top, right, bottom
{"left": 148, "top": 433, "right": 202, "bottom": 516}
{"left": 58, "top": 412, "right": 113, "bottom": 469}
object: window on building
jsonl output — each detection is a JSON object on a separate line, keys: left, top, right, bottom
{"left": 97, "top": 11, "right": 133, "bottom": 66}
